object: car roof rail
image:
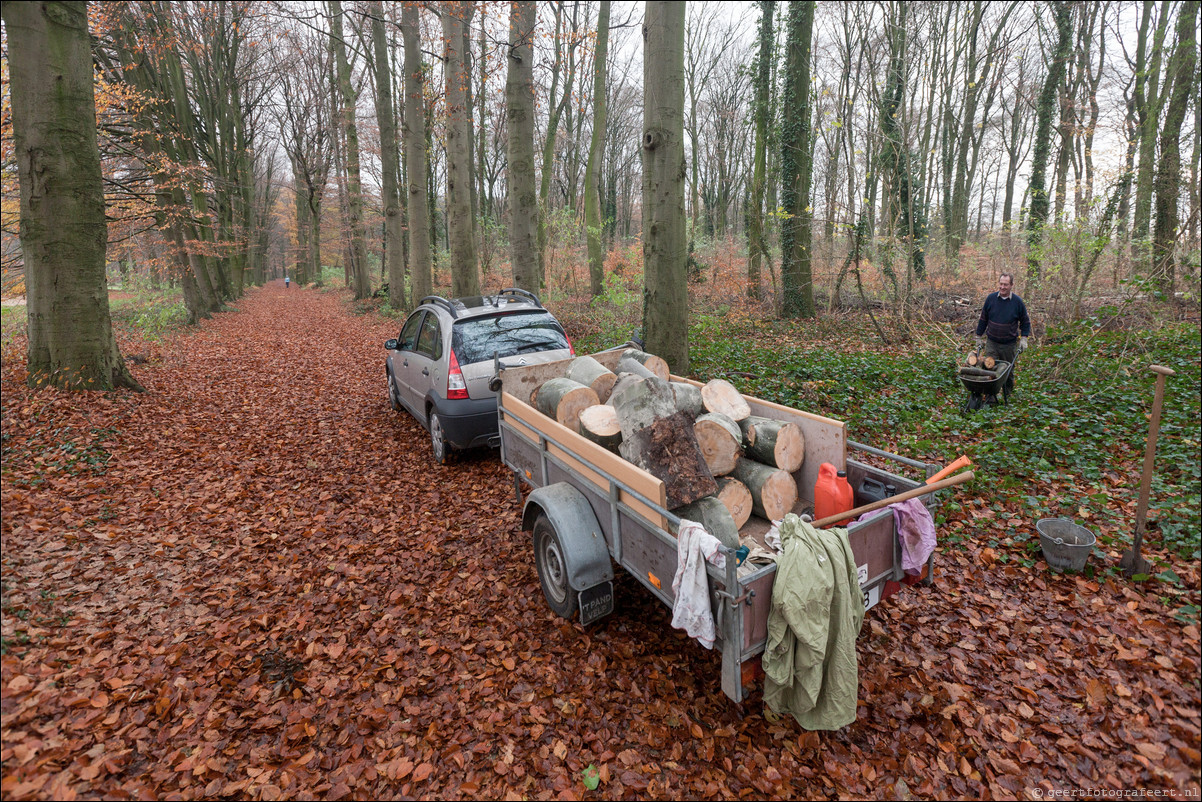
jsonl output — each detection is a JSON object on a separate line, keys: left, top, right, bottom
{"left": 418, "top": 295, "right": 458, "bottom": 319}
{"left": 496, "top": 287, "right": 542, "bottom": 308}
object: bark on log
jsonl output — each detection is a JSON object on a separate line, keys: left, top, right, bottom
{"left": 739, "top": 415, "right": 804, "bottom": 472}
{"left": 566, "top": 356, "right": 619, "bottom": 402}
{"left": 621, "top": 411, "right": 717, "bottom": 508}
{"left": 958, "top": 366, "right": 998, "bottom": 379}
{"left": 693, "top": 412, "right": 743, "bottom": 476}
{"left": 610, "top": 375, "right": 677, "bottom": 437}
{"left": 701, "top": 378, "right": 750, "bottom": 421}
{"left": 622, "top": 348, "right": 669, "bottom": 380}
{"left": 674, "top": 495, "right": 740, "bottom": 548}
{"left": 617, "top": 355, "right": 659, "bottom": 380}
{"left": 578, "top": 404, "right": 622, "bottom": 452}
{"left": 605, "top": 372, "right": 643, "bottom": 407}
{"left": 535, "top": 377, "right": 599, "bottom": 431}
{"left": 671, "top": 381, "right": 705, "bottom": 418}
{"left": 715, "top": 476, "right": 753, "bottom": 529}
{"left": 731, "top": 457, "right": 797, "bottom": 521}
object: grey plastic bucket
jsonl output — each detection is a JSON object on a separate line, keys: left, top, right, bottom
{"left": 1036, "top": 518, "right": 1097, "bottom": 572}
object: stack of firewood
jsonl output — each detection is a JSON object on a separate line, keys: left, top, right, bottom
{"left": 530, "top": 348, "right": 804, "bottom": 547}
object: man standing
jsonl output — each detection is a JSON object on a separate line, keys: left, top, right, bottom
{"left": 975, "top": 273, "right": 1031, "bottom": 397}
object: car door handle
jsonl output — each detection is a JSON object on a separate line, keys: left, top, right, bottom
{"left": 403, "top": 360, "right": 409, "bottom": 367}
{"left": 422, "top": 368, "right": 430, "bottom": 376}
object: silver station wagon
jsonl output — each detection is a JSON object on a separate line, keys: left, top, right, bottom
{"left": 385, "top": 289, "right": 573, "bottom": 464}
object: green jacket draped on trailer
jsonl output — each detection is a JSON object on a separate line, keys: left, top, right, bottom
{"left": 763, "top": 516, "right": 865, "bottom": 730}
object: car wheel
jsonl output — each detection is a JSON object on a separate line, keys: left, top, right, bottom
{"left": 429, "top": 411, "right": 452, "bottom": 464}
{"left": 387, "top": 369, "right": 402, "bottom": 412}
{"left": 533, "top": 514, "right": 578, "bottom": 620}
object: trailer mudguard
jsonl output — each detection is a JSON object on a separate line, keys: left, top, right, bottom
{"left": 522, "top": 483, "right": 614, "bottom": 591}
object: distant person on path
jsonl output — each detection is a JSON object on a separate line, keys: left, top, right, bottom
{"left": 974, "top": 272, "right": 1031, "bottom": 397}
{"left": 285, "top": 275, "right": 290, "bottom": 289}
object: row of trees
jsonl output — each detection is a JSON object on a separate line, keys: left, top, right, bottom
{"left": 3, "top": 1, "right": 1198, "bottom": 386}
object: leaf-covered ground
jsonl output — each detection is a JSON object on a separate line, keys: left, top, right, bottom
{"left": 2, "top": 284, "right": 1199, "bottom": 800}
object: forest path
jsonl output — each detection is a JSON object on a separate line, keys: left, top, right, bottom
{"left": 1, "top": 283, "right": 1198, "bottom": 800}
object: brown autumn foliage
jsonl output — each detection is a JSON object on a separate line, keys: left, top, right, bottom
{"left": 1, "top": 284, "right": 1199, "bottom": 800}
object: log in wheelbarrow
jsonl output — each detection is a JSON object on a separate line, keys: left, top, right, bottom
{"left": 958, "top": 356, "right": 1016, "bottom": 413}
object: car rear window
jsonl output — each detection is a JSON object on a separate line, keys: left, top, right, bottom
{"left": 452, "top": 311, "right": 569, "bottom": 365}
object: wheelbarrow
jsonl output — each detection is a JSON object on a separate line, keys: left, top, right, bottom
{"left": 958, "top": 356, "right": 1016, "bottom": 413}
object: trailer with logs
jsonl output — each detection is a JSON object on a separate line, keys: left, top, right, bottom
{"left": 497, "top": 345, "right": 955, "bottom": 703}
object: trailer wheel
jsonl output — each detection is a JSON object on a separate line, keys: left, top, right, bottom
{"left": 533, "top": 514, "right": 578, "bottom": 620}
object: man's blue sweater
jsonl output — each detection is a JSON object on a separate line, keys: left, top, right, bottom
{"left": 976, "top": 292, "right": 1031, "bottom": 343}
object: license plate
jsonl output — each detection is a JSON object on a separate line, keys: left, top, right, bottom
{"left": 862, "top": 584, "right": 881, "bottom": 611}
{"left": 579, "top": 582, "right": 614, "bottom": 625}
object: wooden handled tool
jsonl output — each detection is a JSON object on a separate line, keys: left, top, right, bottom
{"left": 1120, "top": 365, "right": 1175, "bottom": 576}
{"left": 811, "top": 470, "right": 974, "bottom": 529}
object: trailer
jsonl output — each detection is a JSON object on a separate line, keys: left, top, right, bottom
{"left": 497, "top": 348, "right": 940, "bottom": 703}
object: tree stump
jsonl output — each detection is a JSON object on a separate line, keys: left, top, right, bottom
{"left": 701, "top": 378, "right": 750, "bottom": 421}
{"left": 534, "top": 377, "right": 599, "bottom": 432}
{"left": 674, "top": 495, "right": 740, "bottom": 548}
{"left": 693, "top": 412, "right": 743, "bottom": 476}
{"left": 739, "top": 415, "right": 804, "bottom": 472}
{"left": 566, "top": 356, "right": 619, "bottom": 402}
{"left": 612, "top": 376, "right": 716, "bottom": 508}
{"left": 715, "top": 476, "right": 753, "bottom": 529}
{"left": 731, "top": 457, "right": 797, "bottom": 521}
{"left": 578, "top": 404, "right": 622, "bottom": 452}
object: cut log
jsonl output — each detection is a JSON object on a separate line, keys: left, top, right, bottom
{"left": 565, "top": 356, "right": 619, "bottom": 402}
{"left": 578, "top": 404, "right": 622, "bottom": 452}
{"left": 671, "top": 381, "right": 705, "bottom": 418}
{"left": 701, "top": 378, "right": 750, "bottom": 421}
{"left": 534, "top": 377, "right": 599, "bottom": 432}
{"left": 605, "top": 372, "right": 643, "bottom": 407}
{"left": 621, "top": 348, "right": 669, "bottom": 380}
{"left": 739, "top": 415, "right": 804, "bottom": 472}
{"left": 617, "top": 355, "right": 659, "bottom": 381}
{"left": 982, "top": 355, "right": 997, "bottom": 370}
{"left": 610, "top": 375, "right": 677, "bottom": 438}
{"left": 693, "top": 412, "right": 743, "bottom": 476}
{"left": 731, "top": 457, "right": 798, "bottom": 522}
{"left": 715, "top": 476, "right": 752, "bottom": 529}
{"left": 620, "top": 411, "right": 717, "bottom": 508}
{"left": 674, "top": 496, "right": 740, "bottom": 549}
{"left": 958, "top": 366, "right": 998, "bottom": 379}
{"left": 965, "top": 351, "right": 980, "bottom": 367}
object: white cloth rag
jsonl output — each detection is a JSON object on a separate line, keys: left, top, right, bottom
{"left": 671, "top": 519, "right": 727, "bottom": 649}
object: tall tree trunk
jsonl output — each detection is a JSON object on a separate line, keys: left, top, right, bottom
{"left": 1132, "top": 0, "right": 1173, "bottom": 249}
{"left": 538, "top": 1, "right": 575, "bottom": 287}
{"left": 506, "top": 0, "right": 540, "bottom": 293}
{"left": 5, "top": 0, "right": 142, "bottom": 392}
{"left": 402, "top": 3, "right": 432, "bottom": 303}
{"left": 1026, "top": 0, "right": 1072, "bottom": 283}
{"left": 747, "top": 1, "right": 774, "bottom": 301}
{"left": 642, "top": 1, "right": 688, "bottom": 373}
{"left": 442, "top": 1, "right": 480, "bottom": 297}
{"left": 328, "top": 0, "right": 372, "bottom": 300}
{"left": 370, "top": 0, "right": 406, "bottom": 309}
{"left": 780, "top": 1, "right": 816, "bottom": 318}
{"left": 1152, "top": 0, "right": 1198, "bottom": 296}
{"left": 584, "top": 1, "right": 610, "bottom": 297}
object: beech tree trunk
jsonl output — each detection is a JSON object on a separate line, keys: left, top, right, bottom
{"left": 506, "top": 0, "right": 539, "bottom": 293}
{"left": 442, "top": 1, "right": 480, "bottom": 298}
{"left": 747, "top": 1, "right": 774, "bottom": 300}
{"left": 328, "top": 0, "right": 372, "bottom": 300}
{"left": 5, "top": 0, "right": 142, "bottom": 392}
{"left": 780, "top": 0, "right": 815, "bottom": 318}
{"left": 369, "top": 0, "right": 405, "bottom": 309}
{"left": 402, "top": 2, "right": 432, "bottom": 303}
{"left": 642, "top": 2, "right": 689, "bottom": 374}
{"left": 1026, "top": 0, "right": 1073, "bottom": 282}
{"left": 585, "top": 0, "right": 610, "bottom": 296}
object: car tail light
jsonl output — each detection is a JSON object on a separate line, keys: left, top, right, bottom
{"left": 566, "top": 335, "right": 575, "bottom": 356}
{"left": 447, "top": 349, "right": 469, "bottom": 399}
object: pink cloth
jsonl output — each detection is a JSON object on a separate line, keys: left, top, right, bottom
{"left": 891, "top": 498, "right": 936, "bottom": 574}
